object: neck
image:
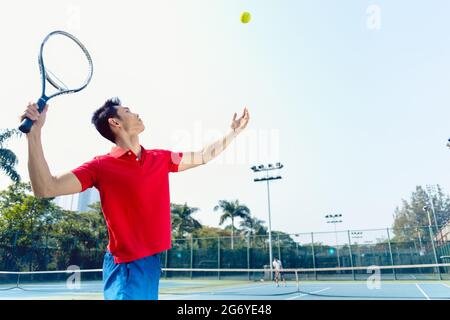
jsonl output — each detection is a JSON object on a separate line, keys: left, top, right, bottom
{"left": 115, "top": 135, "right": 141, "bottom": 158}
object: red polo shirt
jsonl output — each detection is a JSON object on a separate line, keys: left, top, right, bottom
{"left": 71, "top": 146, "right": 183, "bottom": 263}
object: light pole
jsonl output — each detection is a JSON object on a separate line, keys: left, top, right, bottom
{"left": 423, "top": 206, "right": 439, "bottom": 263}
{"left": 325, "top": 214, "right": 343, "bottom": 268}
{"left": 423, "top": 205, "right": 442, "bottom": 280}
{"left": 426, "top": 185, "right": 443, "bottom": 243}
{"left": 251, "top": 162, "right": 283, "bottom": 279}
{"left": 294, "top": 234, "right": 301, "bottom": 264}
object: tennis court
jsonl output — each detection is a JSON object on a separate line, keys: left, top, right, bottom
{"left": 1, "top": 264, "right": 449, "bottom": 300}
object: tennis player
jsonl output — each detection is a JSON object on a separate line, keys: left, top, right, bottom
{"left": 20, "top": 98, "right": 250, "bottom": 300}
{"left": 272, "top": 257, "right": 286, "bottom": 287}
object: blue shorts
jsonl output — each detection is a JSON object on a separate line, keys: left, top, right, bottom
{"left": 103, "top": 251, "right": 162, "bottom": 300}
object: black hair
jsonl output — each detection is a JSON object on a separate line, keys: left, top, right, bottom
{"left": 91, "top": 97, "right": 122, "bottom": 143}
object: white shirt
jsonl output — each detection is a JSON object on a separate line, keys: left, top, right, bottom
{"left": 272, "top": 260, "right": 281, "bottom": 270}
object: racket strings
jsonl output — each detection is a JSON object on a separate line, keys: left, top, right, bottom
{"left": 45, "top": 68, "right": 69, "bottom": 91}
{"left": 42, "top": 33, "right": 93, "bottom": 92}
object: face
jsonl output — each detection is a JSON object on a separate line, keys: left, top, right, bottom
{"left": 110, "top": 106, "right": 145, "bottom": 135}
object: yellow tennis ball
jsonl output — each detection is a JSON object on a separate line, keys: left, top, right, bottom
{"left": 240, "top": 12, "right": 251, "bottom": 24}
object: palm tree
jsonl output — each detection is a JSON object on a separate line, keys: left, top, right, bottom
{"left": 170, "top": 202, "right": 202, "bottom": 238}
{"left": 0, "top": 129, "right": 21, "bottom": 183}
{"left": 240, "top": 216, "right": 267, "bottom": 236}
{"left": 240, "top": 216, "right": 267, "bottom": 247}
{"left": 214, "top": 200, "right": 250, "bottom": 249}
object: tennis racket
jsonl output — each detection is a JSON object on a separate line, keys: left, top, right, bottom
{"left": 19, "top": 30, "right": 93, "bottom": 133}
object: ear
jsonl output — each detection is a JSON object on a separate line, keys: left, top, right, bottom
{"left": 108, "top": 118, "right": 120, "bottom": 128}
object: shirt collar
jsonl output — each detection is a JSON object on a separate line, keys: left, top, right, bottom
{"left": 109, "top": 145, "right": 145, "bottom": 159}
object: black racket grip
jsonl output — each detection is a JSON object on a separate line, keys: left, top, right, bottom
{"left": 18, "top": 118, "right": 34, "bottom": 134}
{"left": 18, "top": 98, "right": 47, "bottom": 134}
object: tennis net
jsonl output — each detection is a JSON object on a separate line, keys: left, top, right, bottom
{"left": 0, "top": 263, "right": 449, "bottom": 299}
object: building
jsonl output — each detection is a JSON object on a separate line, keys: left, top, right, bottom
{"left": 53, "top": 194, "right": 78, "bottom": 211}
{"left": 77, "top": 188, "right": 100, "bottom": 212}
{"left": 54, "top": 188, "right": 99, "bottom": 212}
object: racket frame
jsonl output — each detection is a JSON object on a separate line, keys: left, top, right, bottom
{"left": 19, "top": 30, "right": 93, "bottom": 133}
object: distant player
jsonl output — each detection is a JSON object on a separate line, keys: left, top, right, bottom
{"left": 272, "top": 257, "right": 286, "bottom": 287}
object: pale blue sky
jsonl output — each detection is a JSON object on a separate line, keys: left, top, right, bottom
{"left": 1, "top": 1, "right": 450, "bottom": 240}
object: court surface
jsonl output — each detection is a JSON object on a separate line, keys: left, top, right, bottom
{"left": 0, "top": 279, "right": 449, "bottom": 300}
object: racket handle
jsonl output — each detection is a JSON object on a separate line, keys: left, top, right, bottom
{"left": 18, "top": 98, "right": 48, "bottom": 134}
{"left": 18, "top": 118, "right": 34, "bottom": 134}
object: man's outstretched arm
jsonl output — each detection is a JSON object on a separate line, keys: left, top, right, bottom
{"left": 21, "top": 102, "right": 82, "bottom": 198}
{"left": 177, "top": 107, "right": 250, "bottom": 172}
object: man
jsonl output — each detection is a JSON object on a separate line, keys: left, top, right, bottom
{"left": 272, "top": 257, "right": 286, "bottom": 287}
{"left": 20, "top": 97, "right": 250, "bottom": 300}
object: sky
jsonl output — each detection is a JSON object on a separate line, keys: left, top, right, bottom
{"left": 1, "top": 0, "right": 450, "bottom": 242}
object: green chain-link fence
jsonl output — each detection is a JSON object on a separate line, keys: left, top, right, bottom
{"left": 0, "top": 226, "right": 448, "bottom": 278}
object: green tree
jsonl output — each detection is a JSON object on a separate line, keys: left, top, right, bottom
{"left": 271, "top": 230, "right": 296, "bottom": 247}
{"left": 45, "top": 201, "right": 107, "bottom": 270}
{"left": 170, "top": 202, "right": 202, "bottom": 238}
{"left": 214, "top": 200, "right": 250, "bottom": 249}
{"left": 239, "top": 215, "right": 268, "bottom": 248}
{"left": 0, "top": 182, "right": 59, "bottom": 238}
{"left": 0, "top": 184, "right": 108, "bottom": 270}
{"left": 192, "top": 225, "right": 230, "bottom": 239}
{"left": 0, "top": 129, "right": 21, "bottom": 183}
{"left": 54, "top": 201, "right": 108, "bottom": 250}
{"left": 84, "top": 201, "right": 108, "bottom": 247}
{"left": 0, "top": 182, "right": 64, "bottom": 270}
{"left": 239, "top": 215, "right": 267, "bottom": 237}
{"left": 426, "top": 185, "right": 450, "bottom": 228}
{"left": 191, "top": 226, "right": 231, "bottom": 252}
{"left": 392, "top": 185, "right": 450, "bottom": 242}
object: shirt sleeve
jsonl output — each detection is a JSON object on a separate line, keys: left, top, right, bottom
{"left": 71, "top": 158, "right": 100, "bottom": 192}
{"left": 162, "top": 150, "right": 184, "bottom": 173}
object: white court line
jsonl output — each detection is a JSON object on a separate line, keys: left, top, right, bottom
{"left": 163, "top": 294, "right": 198, "bottom": 300}
{"left": 285, "top": 287, "right": 331, "bottom": 300}
{"left": 164, "top": 283, "right": 285, "bottom": 300}
{"left": 443, "top": 284, "right": 450, "bottom": 289}
{"left": 214, "top": 284, "right": 277, "bottom": 292}
{"left": 415, "top": 284, "right": 430, "bottom": 300}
